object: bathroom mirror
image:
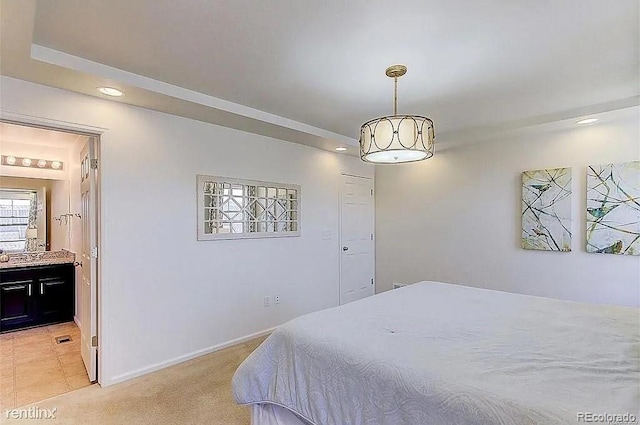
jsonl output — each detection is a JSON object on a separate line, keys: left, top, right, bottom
{"left": 0, "top": 177, "right": 69, "bottom": 252}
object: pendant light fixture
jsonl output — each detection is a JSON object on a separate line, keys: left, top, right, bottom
{"left": 359, "top": 65, "right": 435, "bottom": 164}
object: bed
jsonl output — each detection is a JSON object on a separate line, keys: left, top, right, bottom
{"left": 232, "top": 282, "right": 639, "bottom": 425}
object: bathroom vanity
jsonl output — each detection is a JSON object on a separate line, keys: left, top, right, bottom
{"left": 0, "top": 251, "right": 75, "bottom": 332}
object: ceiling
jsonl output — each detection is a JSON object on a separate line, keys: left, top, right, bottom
{"left": 0, "top": 122, "right": 86, "bottom": 148}
{"left": 1, "top": 0, "right": 638, "bottom": 154}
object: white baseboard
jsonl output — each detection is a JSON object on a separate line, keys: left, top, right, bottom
{"left": 102, "top": 326, "right": 276, "bottom": 387}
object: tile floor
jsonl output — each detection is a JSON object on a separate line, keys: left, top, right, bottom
{"left": 0, "top": 321, "right": 92, "bottom": 411}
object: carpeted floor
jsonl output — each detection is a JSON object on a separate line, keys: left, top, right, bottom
{"left": 3, "top": 336, "right": 266, "bottom": 425}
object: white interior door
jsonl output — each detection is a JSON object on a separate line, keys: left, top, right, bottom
{"left": 340, "top": 174, "right": 375, "bottom": 305}
{"left": 79, "top": 138, "right": 98, "bottom": 382}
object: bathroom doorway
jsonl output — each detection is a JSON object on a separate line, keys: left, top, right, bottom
{"left": 0, "top": 121, "right": 100, "bottom": 409}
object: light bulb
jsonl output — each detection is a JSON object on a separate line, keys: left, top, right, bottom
{"left": 37, "top": 160, "right": 47, "bottom": 168}
{"left": 5, "top": 156, "right": 16, "bottom": 165}
{"left": 21, "top": 158, "right": 32, "bottom": 167}
{"left": 51, "top": 161, "right": 62, "bottom": 170}
{"left": 98, "top": 87, "right": 124, "bottom": 97}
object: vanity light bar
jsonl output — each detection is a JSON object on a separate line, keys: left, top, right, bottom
{"left": 1, "top": 155, "right": 64, "bottom": 171}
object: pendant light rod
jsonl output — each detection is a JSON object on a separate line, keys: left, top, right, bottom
{"left": 385, "top": 64, "right": 407, "bottom": 116}
{"left": 393, "top": 77, "right": 398, "bottom": 116}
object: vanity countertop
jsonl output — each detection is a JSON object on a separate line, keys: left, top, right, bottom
{"left": 0, "top": 250, "right": 75, "bottom": 270}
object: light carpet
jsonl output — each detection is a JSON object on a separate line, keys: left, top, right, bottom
{"left": 3, "top": 336, "right": 266, "bottom": 425}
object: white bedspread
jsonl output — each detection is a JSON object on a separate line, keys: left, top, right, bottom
{"left": 233, "top": 282, "right": 639, "bottom": 424}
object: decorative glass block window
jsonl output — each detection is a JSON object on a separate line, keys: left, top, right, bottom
{"left": 197, "top": 175, "right": 300, "bottom": 240}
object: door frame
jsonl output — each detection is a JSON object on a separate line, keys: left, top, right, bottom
{"left": 338, "top": 172, "right": 375, "bottom": 305}
{"left": 0, "top": 111, "right": 105, "bottom": 384}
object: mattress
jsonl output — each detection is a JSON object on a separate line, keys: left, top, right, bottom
{"left": 233, "top": 282, "right": 639, "bottom": 424}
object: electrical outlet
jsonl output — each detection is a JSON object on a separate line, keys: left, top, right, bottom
{"left": 263, "top": 296, "right": 270, "bottom": 307}
{"left": 274, "top": 295, "right": 280, "bottom": 304}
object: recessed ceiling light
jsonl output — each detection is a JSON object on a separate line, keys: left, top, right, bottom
{"left": 576, "top": 118, "right": 598, "bottom": 125}
{"left": 98, "top": 87, "right": 124, "bottom": 97}
{"left": 335, "top": 147, "right": 348, "bottom": 152}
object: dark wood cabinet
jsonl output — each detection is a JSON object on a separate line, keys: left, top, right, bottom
{"left": 0, "top": 263, "right": 75, "bottom": 332}
{"left": 39, "top": 276, "right": 74, "bottom": 323}
{"left": 0, "top": 279, "right": 36, "bottom": 329}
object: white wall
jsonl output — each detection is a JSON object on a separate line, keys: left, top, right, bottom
{"left": 49, "top": 179, "right": 70, "bottom": 251}
{"left": 68, "top": 139, "right": 84, "bottom": 325}
{"left": 376, "top": 107, "right": 640, "bottom": 307}
{"left": 0, "top": 76, "right": 373, "bottom": 385}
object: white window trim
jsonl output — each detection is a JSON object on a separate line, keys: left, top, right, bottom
{"left": 197, "top": 174, "right": 301, "bottom": 241}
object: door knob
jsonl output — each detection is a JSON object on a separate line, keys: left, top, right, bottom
{"left": 342, "top": 246, "right": 349, "bottom": 251}
{"left": 74, "top": 261, "right": 83, "bottom": 267}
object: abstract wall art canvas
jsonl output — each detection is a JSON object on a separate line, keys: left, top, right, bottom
{"left": 522, "top": 168, "right": 572, "bottom": 251}
{"left": 586, "top": 161, "right": 640, "bottom": 255}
